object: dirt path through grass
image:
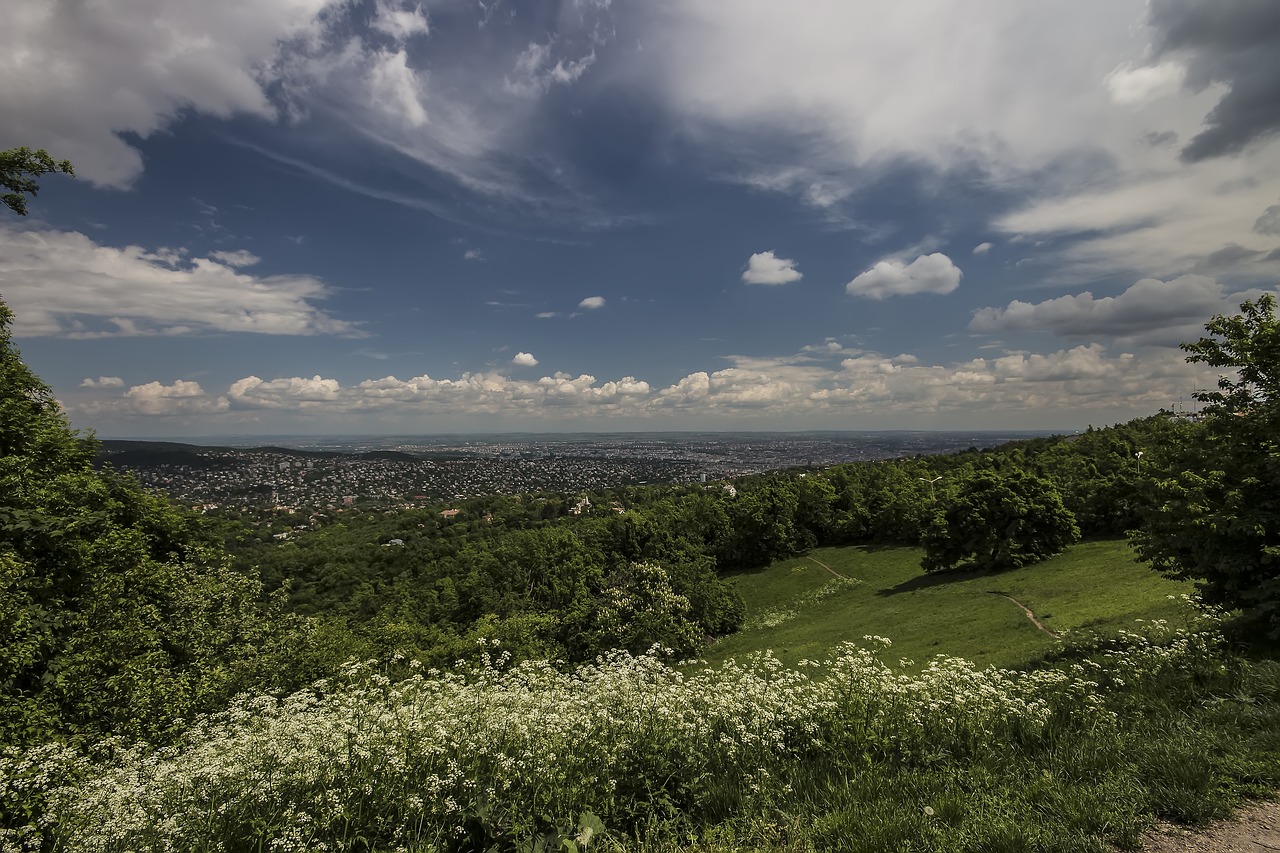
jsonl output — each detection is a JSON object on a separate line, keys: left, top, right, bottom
{"left": 1128, "top": 799, "right": 1280, "bottom": 852}
{"left": 990, "top": 592, "right": 1059, "bottom": 639}
{"left": 806, "top": 555, "right": 853, "bottom": 581}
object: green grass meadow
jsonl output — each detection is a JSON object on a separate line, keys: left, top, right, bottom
{"left": 709, "top": 538, "right": 1195, "bottom": 669}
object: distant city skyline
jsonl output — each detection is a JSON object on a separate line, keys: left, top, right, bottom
{"left": 3, "top": 0, "right": 1277, "bottom": 434}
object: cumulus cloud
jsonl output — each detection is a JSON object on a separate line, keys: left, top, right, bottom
{"left": 0, "top": 225, "right": 354, "bottom": 338}
{"left": 73, "top": 336, "right": 1224, "bottom": 429}
{"left": 578, "top": 296, "right": 606, "bottom": 310}
{"left": 512, "top": 352, "right": 539, "bottom": 367}
{"left": 969, "top": 275, "right": 1263, "bottom": 346}
{"left": 80, "top": 376, "right": 124, "bottom": 388}
{"left": 122, "top": 380, "right": 230, "bottom": 416}
{"left": 464, "top": 248, "right": 485, "bottom": 261}
{"left": 228, "top": 375, "right": 342, "bottom": 409}
{"left": 742, "top": 250, "right": 803, "bottom": 285}
{"left": 846, "top": 253, "right": 962, "bottom": 299}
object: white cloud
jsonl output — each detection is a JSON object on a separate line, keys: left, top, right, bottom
{"left": 72, "top": 337, "right": 1221, "bottom": 428}
{"left": 504, "top": 41, "right": 596, "bottom": 98}
{"left": 367, "top": 49, "right": 428, "bottom": 128}
{"left": 0, "top": 0, "right": 609, "bottom": 211}
{"left": 464, "top": 248, "right": 484, "bottom": 261}
{"left": 846, "top": 253, "right": 962, "bottom": 299}
{"left": 512, "top": 352, "right": 539, "bottom": 367}
{"left": 742, "top": 250, "right": 803, "bottom": 285}
{"left": 633, "top": 2, "right": 1280, "bottom": 282}
{"left": 209, "top": 250, "right": 261, "bottom": 268}
{"left": 370, "top": 0, "right": 429, "bottom": 41}
{"left": 536, "top": 311, "right": 559, "bottom": 319}
{"left": 578, "top": 296, "right": 606, "bottom": 310}
{"left": 971, "top": 275, "right": 1233, "bottom": 342}
{"left": 972, "top": 242, "right": 994, "bottom": 255}
{"left": 0, "top": 0, "right": 343, "bottom": 187}
{"left": 995, "top": 153, "right": 1280, "bottom": 282}
{"left": 80, "top": 376, "right": 124, "bottom": 388}
{"left": 122, "top": 380, "right": 229, "bottom": 416}
{"left": 972, "top": 276, "right": 1280, "bottom": 347}
{"left": 638, "top": 3, "right": 1165, "bottom": 183}
{"left": 228, "top": 375, "right": 342, "bottom": 409}
{"left": 0, "top": 224, "right": 354, "bottom": 338}
{"left": 1105, "top": 60, "right": 1186, "bottom": 105}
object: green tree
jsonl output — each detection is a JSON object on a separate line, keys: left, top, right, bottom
{"left": 1, "top": 296, "right": 301, "bottom": 743}
{"left": 1, "top": 147, "right": 75, "bottom": 216}
{"left": 1132, "top": 296, "right": 1280, "bottom": 636}
{"left": 580, "top": 561, "right": 701, "bottom": 657}
{"left": 921, "top": 468, "right": 1080, "bottom": 573}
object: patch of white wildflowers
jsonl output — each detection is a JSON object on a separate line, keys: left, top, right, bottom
{"left": 4, "top": 617, "right": 1226, "bottom": 852}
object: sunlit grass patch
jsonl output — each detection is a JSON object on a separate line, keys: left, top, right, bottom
{"left": 711, "top": 540, "right": 1195, "bottom": 669}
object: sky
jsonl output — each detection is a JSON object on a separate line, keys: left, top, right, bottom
{"left": 2, "top": 0, "right": 1279, "bottom": 437}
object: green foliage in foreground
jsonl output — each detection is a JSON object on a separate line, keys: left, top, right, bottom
{"left": 4, "top": 613, "right": 1278, "bottom": 852}
{"left": 0, "top": 300, "right": 309, "bottom": 745}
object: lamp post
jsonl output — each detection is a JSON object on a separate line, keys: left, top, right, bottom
{"left": 919, "top": 475, "right": 942, "bottom": 499}
{"left": 1135, "top": 451, "right": 1144, "bottom": 473}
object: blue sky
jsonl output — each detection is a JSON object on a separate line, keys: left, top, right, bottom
{"left": 3, "top": 0, "right": 1279, "bottom": 436}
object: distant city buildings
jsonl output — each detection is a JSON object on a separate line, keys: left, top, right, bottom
{"left": 100, "top": 431, "right": 1050, "bottom": 516}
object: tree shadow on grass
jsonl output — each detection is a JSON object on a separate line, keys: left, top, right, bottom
{"left": 876, "top": 565, "right": 990, "bottom": 596}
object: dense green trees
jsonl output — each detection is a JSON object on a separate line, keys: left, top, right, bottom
{"left": 0, "top": 298, "right": 309, "bottom": 743}
{"left": 920, "top": 468, "right": 1080, "bottom": 573}
{"left": 1132, "top": 296, "right": 1280, "bottom": 636}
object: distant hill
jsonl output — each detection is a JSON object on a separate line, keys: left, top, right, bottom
{"left": 96, "top": 440, "right": 235, "bottom": 469}
{"left": 96, "top": 440, "right": 438, "bottom": 469}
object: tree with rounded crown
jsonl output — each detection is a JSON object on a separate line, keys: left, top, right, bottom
{"left": 921, "top": 467, "right": 1079, "bottom": 573}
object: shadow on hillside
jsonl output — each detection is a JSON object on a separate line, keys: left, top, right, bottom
{"left": 876, "top": 566, "right": 988, "bottom": 596}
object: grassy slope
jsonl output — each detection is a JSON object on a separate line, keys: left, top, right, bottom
{"left": 708, "top": 538, "right": 1195, "bottom": 670}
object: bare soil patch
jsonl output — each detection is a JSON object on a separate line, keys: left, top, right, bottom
{"left": 1130, "top": 800, "right": 1280, "bottom": 853}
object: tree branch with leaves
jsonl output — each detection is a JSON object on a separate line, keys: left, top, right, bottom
{"left": 1, "top": 146, "right": 75, "bottom": 216}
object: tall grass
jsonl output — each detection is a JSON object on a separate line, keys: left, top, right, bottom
{"left": 5, "top": 607, "right": 1277, "bottom": 853}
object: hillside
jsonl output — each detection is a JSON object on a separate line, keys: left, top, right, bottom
{"left": 710, "top": 538, "right": 1194, "bottom": 669}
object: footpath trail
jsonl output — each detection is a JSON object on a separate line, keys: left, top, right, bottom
{"left": 806, "top": 555, "right": 852, "bottom": 581}
{"left": 1127, "top": 799, "right": 1280, "bottom": 853}
{"left": 990, "top": 592, "right": 1060, "bottom": 639}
